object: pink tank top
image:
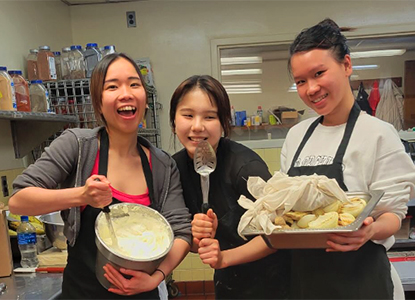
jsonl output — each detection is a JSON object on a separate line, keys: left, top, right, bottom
{"left": 81, "top": 150, "right": 151, "bottom": 212}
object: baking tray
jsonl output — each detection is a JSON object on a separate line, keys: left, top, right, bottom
{"left": 242, "top": 190, "right": 384, "bottom": 249}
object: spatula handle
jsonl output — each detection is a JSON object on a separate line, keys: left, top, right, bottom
{"left": 94, "top": 178, "right": 111, "bottom": 213}
{"left": 200, "top": 175, "right": 210, "bottom": 214}
{"left": 201, "top": 203, "right": 210, "bottom": 214}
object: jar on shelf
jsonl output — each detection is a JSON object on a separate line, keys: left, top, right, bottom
{"left": 27, "top": 49, "right": 39, "bottom": 81}
{"left": 70, "top": 45, "right": 86, "bottom": 79}
{"left": 30, "top": 80, "right": 50, "bottom": 112}
{"left": 61, "top": 47, "right": 71, "bottom": 80}
{"left": 83, "top": 43, "right": 102, "bottom": 78}
{"left": 9, "top": 70, "right": 31, "bottom": 112}
{"left": 53, "top": 51, "right": 62, "bottom": 80}
{"left": 37, "top": 46, "right": 57, "bottom": 81}
{"left": 0, "top": 66, "right": 17, "bottom": 111}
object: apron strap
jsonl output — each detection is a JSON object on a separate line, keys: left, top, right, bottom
{"left": 99, "top": 129, "right": 155, "bottom": 207}
{"left": 290, "top": 116, "right": 323, "bottom": 169}
{"left": 289, "top": 102, "right": 361, "bottom": 169}
{"left": 332, "top": 102, "right": 361, "bottom": 164}
{"left": 136, "top": 139, "right": 155, "bottom": 207}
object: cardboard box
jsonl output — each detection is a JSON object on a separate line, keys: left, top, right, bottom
{"left": 0, "top": 206, "right": 13, "bottom": 277}
{"left": 281, "top": 111, "right": 299, "bottom": 125}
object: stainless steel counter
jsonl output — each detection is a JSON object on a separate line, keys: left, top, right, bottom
{"left": 0, "top": 272, "right": 62, "bottom": 299}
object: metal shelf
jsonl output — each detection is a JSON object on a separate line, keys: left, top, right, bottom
{"left": 0, "top": 111, "right": 78, "bottom": 158}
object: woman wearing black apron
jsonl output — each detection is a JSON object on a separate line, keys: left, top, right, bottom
{"left": 280, "top": 19, "right": 415, "bottom": 299}
{"left": 170, "top": 75, "right": 290, "bottom": 299}
{"left": 10, "top": 53, "right": 192, "bottom": 299}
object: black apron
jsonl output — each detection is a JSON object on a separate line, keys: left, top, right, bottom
{"left": 61, "top": 129, "right": 159, "bottom": 299}
{"left": 176, "top": 141, "right": 290, "bottom": 299}
{"left": 287, "top": 102, "right": 393, "bottom": 299}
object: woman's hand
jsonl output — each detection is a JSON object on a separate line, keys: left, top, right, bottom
{"left": 198, "top": 238, "right": 224, "bottom": 269}
{"left": 81, "top": 175, "right": 112, "bottom": 208}
{"left": 326, "top": 217, "right": 376, "bottom": 252}
{"left": 191, "top": 209, "right": 218, "bottom": 246}
{"left": 103, "top": 264, "right": 160, "bottom": 296}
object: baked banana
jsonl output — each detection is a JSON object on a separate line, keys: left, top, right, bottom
{"left": 323, "top": 200, "right": 342, "bottom": 213}
{"left": 285, "top": 211, "right": 308, "bottom": 221}
{"left": 312, "top": 208, "right": 326, "bottom": 216}
{"left": 338, "top": 213, "right": 355, "bottom": 226}
{"left": 297, "top": 214, "right": 318, "bottom": 228}
{"left": 274, "top": 216, "right": 287, "bottom": 226}
{"left": 340, "top": 198, "right": 366, "bottom": 217}
{"left": 308, "top": 212, "right": 339, "bottom": 229}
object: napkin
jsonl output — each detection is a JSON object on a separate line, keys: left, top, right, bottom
{"left": 237, "top": 171, "right": 348, "bottom": 238}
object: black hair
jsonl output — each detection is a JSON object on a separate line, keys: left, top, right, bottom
{"left": 288, "top": 18, "right": 350, "bottom": 71}
{"left": 90, "top": 52, "right": 147, "bottom": 125}
{"left": 169, "top": 75, "right": 231, "bottom": 137}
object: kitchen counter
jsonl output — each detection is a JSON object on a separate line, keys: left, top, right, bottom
{"left": 238, "top": 138, "right": 285, "bottom": 149}
{"left": 392, "top": 261, "right": 415, "bottom": 291}
{"left": 0, "top": 272, "right": 62, "bottom": 299}
{"left": 234, "top": 128, "right": 415, "bottom": 150}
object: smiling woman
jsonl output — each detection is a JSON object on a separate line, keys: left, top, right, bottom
{"left": 9, "top": 53, "right": 192, "bottom": 299}
{"left": 169, "top": 75, "right": 291, "bottom": 300}
{"left": 280, "top": 18, "right": 415, "bottom": 300}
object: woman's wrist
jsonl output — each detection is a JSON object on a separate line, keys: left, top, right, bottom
{"left": 153, "top": 268, "right": 166, "bottom": 283}
{"left": 219, "top": 250, "right": 228, "bottom": 269}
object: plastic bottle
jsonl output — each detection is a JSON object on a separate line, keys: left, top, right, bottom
{"left": 53, "top": 51, "right": 62, "bottom": 80}
{"left": 230, "top": 105, "right": 236, "bottom": 126}
{"left": 27, "top": 49, "right": 39, "bottom": 81}
{"left": 0, "top": 66, "right": 17, "bottom": 111}
{"left": 37, "top": 46, "right": 57, "bottom": 81}
{"left": 9, "top": 70, "right": 31, "bottom": 112}
{"left": 102, "top": 45, "right": 116, "bottom": 57}
{"left": 257, "top": 106, "right": 263, "bottom": 125}
{"left": 83, "top": 43, "right": 102, "bottom": 78}
{"left": 17, "top": 216, "right": 39, "bottom": 268}
{"left": 61, "top": 47, "right": 71, "bottom": 80}
{"left": 30, "top": 80, "right": 50, "bottom": 112}
{"left": 70, "top": 45, "right": 86, "bottom": 79}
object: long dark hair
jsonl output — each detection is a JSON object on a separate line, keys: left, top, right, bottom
{"left": 288, "top": 18, "right": 350, "bottom": 73}
{"left": 169, "top": 75, "right": 231, "bottom": 137}
{"left": 90, "top": 52, "right": 147, "bottom": 125}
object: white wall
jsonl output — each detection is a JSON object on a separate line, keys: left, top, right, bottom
{"left": 0, "top": 0, "right": 72, "bottom": 76}
{"left": 0, "top": 0, "right": 72, "bottom": 170}
{"left": 1, "top": 1, "right": 415, "bottom": 154}
{"left": 69, "top": 0, "right": 415, "bottom": 153}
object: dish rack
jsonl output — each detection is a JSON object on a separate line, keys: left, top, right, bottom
{"left": 31, "top": 79, "right": 162, "bottom": 160}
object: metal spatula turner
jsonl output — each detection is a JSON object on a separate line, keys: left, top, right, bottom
{"left": 194, "top": 140, "right": 217, "bottom": 214}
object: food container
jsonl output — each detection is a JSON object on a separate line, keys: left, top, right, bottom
{"left": 95, "top": 203, "right": 174, "bottom": 289}
{"left": 242, "top": 190, "right": 384, "bottom": 249}
{"left": 39, "top": 212, "right": 67, "bottom": 251}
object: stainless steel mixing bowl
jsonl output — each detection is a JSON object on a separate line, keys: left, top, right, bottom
{"left": 95, "top": 203, "right": 174, "bottom": 289}
{"left": 39, "top": 212, "right": 67, "bottom": 250}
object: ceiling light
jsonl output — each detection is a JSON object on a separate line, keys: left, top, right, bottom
{"left": 352, "top": 64, "right": 379, "bottom": 70}
{"left": 221, "top": 56, "right": 262, "bottom": 65}
{"left": 223, "top": 84, "right": 261, "bottom": 89}
{"left": 351, "top": 49, "right": 406, "bottom": 59}
{"left": 225, "top": 88, "right": 262, "bottom": 94}
{"left": 221, "top": 69, "right": 262, "bottom": 76}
